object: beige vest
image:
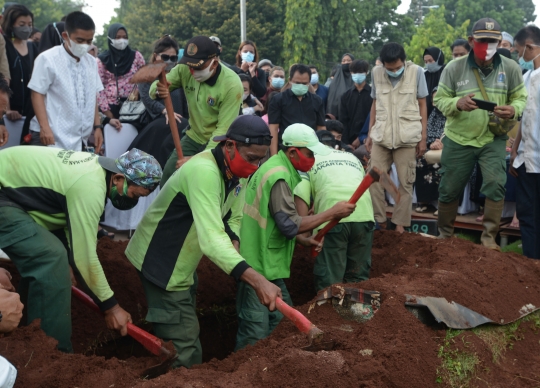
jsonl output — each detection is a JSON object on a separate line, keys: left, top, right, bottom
{"left": 371, "top": 61, "right": 422, "bottom": 149}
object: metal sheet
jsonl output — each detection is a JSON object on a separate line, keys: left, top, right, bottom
{"left": 405, "top": 295, "right": 539, "bottom": 329}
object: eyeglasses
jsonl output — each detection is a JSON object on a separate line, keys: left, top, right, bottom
{"left": 159, "top": 53, "right": 178, "bottom": 62}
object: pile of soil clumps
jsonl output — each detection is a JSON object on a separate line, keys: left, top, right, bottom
{"left": 1, "top": 232, "right": 539, "bottom": 387}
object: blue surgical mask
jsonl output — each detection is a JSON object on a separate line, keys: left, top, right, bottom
{"left": 352, "top": 73, "right": 366, "bottom": 84}
{"left": 271, "top": 77, "right": 285, "bottom": 89}
{"left": 241, "top": 52, "right": 255, "bottom": 63}
{"left": 518, "top": 46, "right": 540, "bottom": 71}
{"left": 519, "top": 57, "right": 534, "bottom": 71}
{"left": 291, "top": 83, "right": 309, "bottom": 96}
{"left": 310, "top": 73, "right": 319, "bottom": 85}
{"left": 386, "top": 67, "right": 404, "bottom": 78}
{"left": 426, "top": 62, "right": 442, "bottom": 73}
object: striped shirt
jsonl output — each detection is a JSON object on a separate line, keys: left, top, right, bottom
{"left": 513, "top": 68, "right": 540, "bottom": 173}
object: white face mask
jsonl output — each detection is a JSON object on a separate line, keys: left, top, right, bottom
{"left": 484, "top": 42, "right": 499, "bottom": 61}
{"left": 110, "top": 38, "right": 129, "bottom": 51}
{"left": 68, "top": 39, "right": 89, "bottom": 58}
{"left": 242, "top": 92, "right": 249, "bottom": 101}
{"left": 192, "top": 59, "right": 215, "bottom": 82}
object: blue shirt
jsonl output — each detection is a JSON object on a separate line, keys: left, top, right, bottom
{"left": 315, "top": 84, "right": 329, "bottom": 108}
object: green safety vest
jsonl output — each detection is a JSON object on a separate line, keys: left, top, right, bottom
{"left": 240, "top": 151, "right": 301, "bottom": 281}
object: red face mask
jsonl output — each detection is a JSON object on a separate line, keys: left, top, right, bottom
{"left": 290, "top": 147, "right": 315, "bottom": 172}
{"left": 224, "top": 142, "right": 258, "bottom": 178}
{"left": 473, "top": 40, "right": 498, "bottom": 61}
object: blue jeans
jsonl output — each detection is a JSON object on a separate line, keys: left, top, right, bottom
{"left": 516, "top": 165, "right": 540, "bottom": 259}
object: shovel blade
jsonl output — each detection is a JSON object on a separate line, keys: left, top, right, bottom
{"left": 371, "top": 166, "right": 400, "bottom": 204}
{"left": 140, "top": 354, "right": 178, "bottom": 379}
{"left": 130, "top": 63, "right": 167, "bottom": 84}
{"left": 301, "top": 326, "right": 335, "bottom": 352}
{"left": 302, "top": 340, "right": 336, "bottom": 352}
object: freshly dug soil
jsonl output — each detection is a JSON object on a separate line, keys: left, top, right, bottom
{"left": 1, "top": 232, "right": 539, "bottom": 388}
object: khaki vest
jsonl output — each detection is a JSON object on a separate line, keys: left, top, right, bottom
{"left": 371, "top": 61, "right": 422, "bottom": 149}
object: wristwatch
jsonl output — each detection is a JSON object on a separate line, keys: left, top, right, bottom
{"left": 93, "top": 125, "right": 104, "bottom": 130}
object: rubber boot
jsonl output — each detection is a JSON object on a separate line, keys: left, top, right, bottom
{"left": 437, "top": 200, "right": 459, "bottom": 238}
{"left": 481, "top": 198, "right": 504, "bottom": 251}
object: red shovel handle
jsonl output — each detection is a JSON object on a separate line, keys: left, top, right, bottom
{"left": 159, "top": 70, "right": 183, "bottom": 160}
{"left": 71, "top": 286, "right": 164, "bottom": 356}
{"left": 311, "top": 171, "right": 377, "bottom": 257}
{"left": 275, "top": 297, "right": 314, "bottom": 334}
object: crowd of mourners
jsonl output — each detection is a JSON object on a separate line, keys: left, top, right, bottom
{"left": 0, "top": 3, "right": 539, "bottom": 384}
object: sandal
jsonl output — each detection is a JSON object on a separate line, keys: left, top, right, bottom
{"left": 415, "top": 206, "right": 428, "bottom": 213}
{"left": 97, "top": 227, "right": 115, "bottom": 240}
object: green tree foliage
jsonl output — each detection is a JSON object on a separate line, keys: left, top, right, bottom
{"left": 404, "top": 6, "right": 469, "bottom": 65}
{"left": 96, "top": 0, "right": 285, "bottom": 65}
{"left": 95, "top": 0, "right": 416, "bottom": 77}
{"left": 283, "top": 0, "right": 416, "bottom": 76}
{"left": 1, "top": 0, "right": 85, "bottom": 30}
{"left": 434, "top": 0, "right": 535, "bottom": 34}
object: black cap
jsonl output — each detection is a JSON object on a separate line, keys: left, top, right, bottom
{"left": 213, "top": 115, "right": 272, "bottom": 145}
{"left": 472, "top": 18, "right": 502, "bottom": 40}
{"left": 179, "top": 36, "right": 220, "bottom": 69}
{"left": 316, "top": 130, "right": 337, "bottom": 148}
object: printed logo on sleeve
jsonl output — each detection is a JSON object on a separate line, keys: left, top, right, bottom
{"left": 234, "top": 184, "right": 242, "bottom": 197}
{"left": 456, "top": 79, "right": 469, "bottom": 87}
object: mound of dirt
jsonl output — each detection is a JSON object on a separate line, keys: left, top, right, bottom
{"left": 1, "top": 232, "right": 539, "bottom": 388}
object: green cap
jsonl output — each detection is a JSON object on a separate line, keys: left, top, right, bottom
{"left": 282, "top": 124, "right": 332, "bottom": 156}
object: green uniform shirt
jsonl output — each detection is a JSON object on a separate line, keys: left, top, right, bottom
{"left": 0, "top": 146, "right": 116, "bottom": 309}
{"left": 294, "top": 148, "right": 374, "bottom": 233}
{"left": 149, "top": 64, "right": 243, "bottom": 150}
{"left": 240, "top": 151, "right": 301, "bottom": 281}
{"left": 125, "top": 148, "right": 248, "bottom": 291}
{"left": 434, "top": 52, "right": 527, "bottom": 148}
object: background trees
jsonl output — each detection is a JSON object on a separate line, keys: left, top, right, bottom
{"left": 404, "top": 6, "right": 469, "bottom": 64}
{"left": 1, "top": 0, "right": 85, "bottom": 30}
{"left": 83, "top": 0, "right": 538, "bottom": 75}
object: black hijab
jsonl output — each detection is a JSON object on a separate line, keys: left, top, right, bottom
{"left": 423, "top": 47, "right": 445, "bottom": 116}
{"left": 98, "top": 23, "right": 136, "bottom": 76}
{"left": 326, "top": 53, "right": 355, "bottom": 117}
{"left": 38, "top": 22, "right": 64, "bottom": 54}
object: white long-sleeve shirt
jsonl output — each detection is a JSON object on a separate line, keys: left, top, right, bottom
{"left": 28, "top": 45, "right": 103, "bottom": 151}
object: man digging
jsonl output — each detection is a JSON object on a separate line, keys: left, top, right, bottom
{"left": 0, "top": 147, "right": 162, "bottom": 352}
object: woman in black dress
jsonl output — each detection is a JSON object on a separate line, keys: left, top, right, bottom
{"left": 2, "top": 5, "right": 37, "bottom": 120}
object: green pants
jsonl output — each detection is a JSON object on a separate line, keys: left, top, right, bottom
{"left": 314, "top": 222, "right": 374, "bottom": 292}
{"left": 160, "top": 135, "right": 207, "bottom": 188}
{"left": 235, "top": 279, "right": 292, "bottom": 351}
{"left": 138, "top": 272, "right": 202, "bottom": 368}
{"left": 0, "top": 206, "right": 72, "bottom": 352}
{"left": 439, "top": 135, "right": 507, "bottom": 203}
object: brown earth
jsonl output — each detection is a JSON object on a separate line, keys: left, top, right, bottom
{"left": 0, "top": 231, "right": 539, "bottom": 387}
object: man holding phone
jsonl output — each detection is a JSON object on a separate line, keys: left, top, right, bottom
{"left": 434, "top": 18, "right": 528, "bottom": 250}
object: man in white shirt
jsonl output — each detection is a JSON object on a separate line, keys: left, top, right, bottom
{"left": 28, "top": 11, "right": 103, "bottom": 152}
{"left": 511, "top": 26, "right": 540, "bottom": 260}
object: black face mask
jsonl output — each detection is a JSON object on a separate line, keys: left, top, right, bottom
{"left": 109, "top": 180, "right": 139, "bottom": 210}
{"left": 342, "top": 63, "right": 350, "bottom": 72}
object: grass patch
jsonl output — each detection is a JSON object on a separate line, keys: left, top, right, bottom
{"left": 455, "top": 230, "right": 481, "bottom": 244}
{"left": 436, "top": 329, "right": 479, "bottom": 387}
{"left": 437, "top": 310, "right": 540, "bottom": 386}
{"left": 473, "top": 320, "right": 522, "bottom": 363}
{"left": 501, "top": 240, "right": 523, "bottom": 255}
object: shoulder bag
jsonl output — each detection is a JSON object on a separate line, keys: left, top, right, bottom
{"left": 472, "top": 68, "right": 517, "bottom": 137}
